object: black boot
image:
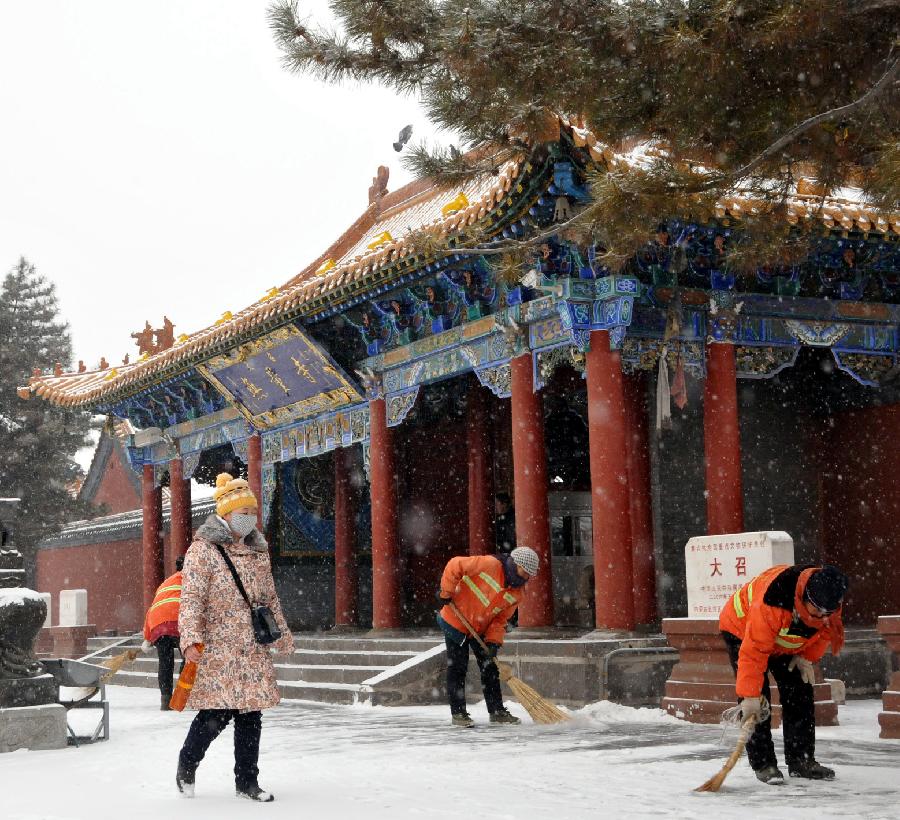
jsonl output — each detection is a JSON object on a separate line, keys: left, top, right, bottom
{"left": 176, "top": 765, "right": 195, "bottom": 798}
{"left": 489, "top": 708, "right": 521, "bottom": 725}
{"left": 788, "top": 759, "right": 835, "bottom": 780}
{"left": 236, "top": 783, "right": 275, "bottom": 802}
{"left": 754, "top": 765, "right": 785, "bottom": 785}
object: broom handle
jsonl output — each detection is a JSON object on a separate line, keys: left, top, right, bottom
{"left": 447, "top": 601, "right": 494, "bottom": 655}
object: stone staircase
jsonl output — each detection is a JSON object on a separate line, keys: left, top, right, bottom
{"left": 82, "top": 633, "right": 447, "bottom": 706}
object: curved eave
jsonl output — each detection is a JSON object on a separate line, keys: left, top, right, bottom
{"left": 23, "top": 152, "right": 549, "bottom": 411}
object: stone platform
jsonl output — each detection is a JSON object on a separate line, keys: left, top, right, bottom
{"left": 876, "top": 615, "right": 900, "bottom": 739}
{"left": 0, "top": 703, "right": 67, "bottom": 753}
{"left": 661, "top": 618, "right": 839, "bottom": 726}
{"left": 35, "top": 624, "right": 97, "bottom": 658}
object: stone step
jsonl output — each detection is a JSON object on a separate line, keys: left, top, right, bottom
{"left": 273, "top": 664, "right": 389, "bottom": 685}
{"left": 107, "top": 667, "right": 370, "bottom": 706}
{"left": 276, "top": 679, "right": 366, "bottom": 705}
{"left": 287, "top": 648, "right": 421, "bottom": 667}
{"left": 108, "top": 669, "right": 158, "bottom": 689}
{"left": 291, "top": 635, "right": 443, "bottom": 652}
{"left": 85, "top": 635, "right": 141, "bottom": 652}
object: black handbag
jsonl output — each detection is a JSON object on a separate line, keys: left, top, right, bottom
{"left": 216, "top": 546, "right": 283, "bottom": 646}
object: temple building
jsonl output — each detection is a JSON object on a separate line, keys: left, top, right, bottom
{"left": 22, "top": 123, "right": 900, "bottom": 642}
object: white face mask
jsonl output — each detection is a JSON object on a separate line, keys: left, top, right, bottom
{"left": 229, "top": 512, "right": 257, "bottom": 538}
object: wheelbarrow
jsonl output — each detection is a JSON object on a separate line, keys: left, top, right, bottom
{"left": 41, "top": 658, "right": 110, "bottom": 746}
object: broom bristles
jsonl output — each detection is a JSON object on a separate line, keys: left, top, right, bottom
{"left": 99, "top": 648, "right": 139, "bottom": 682}
{"left": 505, "top": 674, "right": 570, "bottom": 724}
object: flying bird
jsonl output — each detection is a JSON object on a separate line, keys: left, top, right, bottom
{"left": 393, "top": 124, "right": 413, "bottom": 152}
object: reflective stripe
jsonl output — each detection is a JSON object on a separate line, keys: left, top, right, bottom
{"left": 492, "top": 607, "right": 503, "bottom": 615}
{"left": 776, "top": 628, "right": 804, "bottom": 649}
{"left": 149, "top": 596, "right": 181, "bottom": 611}
{"left": 461, "top": 575, "right": 491, "bottom": 607}
{"left": 503, "top": 593, "right": 517, "bottom": 605}
{"left": 479, "top": 572, "right": 502, "bottom": 593}
{"left": 733, "top": 582, "right": 754, "bottom": 619}
{"left": 158, "top": 584, "right": 181, "bottom": 594}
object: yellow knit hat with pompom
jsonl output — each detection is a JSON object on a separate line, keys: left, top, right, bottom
{"left": 213, "top": 472, "right": 258, "bottom": 517}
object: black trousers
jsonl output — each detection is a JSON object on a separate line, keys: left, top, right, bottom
{"left": 722, "top": 632, "right": 816, "bottom": 771}
{"left": 154, "top": 636, "right": 182, "bottom": 704}
{"left": 179, "top": 709, "right": 262, "bottom": 790}
{"left": 445, "top": 636, "right": 503, "bottom": 715}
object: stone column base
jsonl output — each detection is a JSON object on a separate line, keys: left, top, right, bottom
{"left": 0, "top": 703, "right": 67, "bottom": 753}
{"left": 661, "top": 618, "right": 839, "bottom": 726}
{"left": 876, "top": 615, "right": 900, "bottom": 739}
{"left": 36, "top": 625, "right": 97, "bottom": 658}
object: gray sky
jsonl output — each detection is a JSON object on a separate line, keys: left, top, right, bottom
{"left": 0, "top": 1, "right": 443, "bottom": 372}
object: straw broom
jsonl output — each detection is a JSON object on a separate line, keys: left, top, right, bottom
{"left": 694, "top": 714, "right": 758, "bottom": 792}
{"left": 99, "top": 648, "right": 140, "bottom": 683}
{"left": 448, "top": 602, "right": 569, "bottom": 724}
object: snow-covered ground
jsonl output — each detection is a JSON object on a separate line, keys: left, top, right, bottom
{"left": 2, "top": 687, "right": 898, "bottom": 819}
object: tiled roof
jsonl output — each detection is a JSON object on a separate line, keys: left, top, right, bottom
{"left": 37, "top": 498, "right": 216, "bottom": 549}
{"left": 21, "top": 159, "right": 524, "bottom": 409}
{"left": 566, "top": 120, "right": 900, "bottom": 233}
{"left": 22, "top": 124, "right": 900, "bottom": 410}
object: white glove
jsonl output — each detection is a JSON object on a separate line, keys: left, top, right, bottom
{"left": 141, "top": 639, "right": 153, "bottom": 653}
{"left": 740, "top": 696, "right": 762, "bottom": 722}
{"left": 788, "top": 655, "right": 816, "bottom": 685}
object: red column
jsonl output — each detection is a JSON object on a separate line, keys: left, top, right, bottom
{"left": 586, "top": 329, "right": 635, "bottom": 630}
{"left": 704, "top": 343, "right": 744, "bottom": 534}
{"left": 623, "top": 372, "right": 657, "bottom": 625}
{"left": 247, "top": 434, "right": 263, "bottom": 529}
{"left": 334, "top": 447, "right": 358, "bottom": 627}
{"left": 369, "top": 398, "right": 401, "bottom": 628}
{"left": 141, "top": 464, "right": 164, "bottom": 609}
{"left": 467, "top": 378, "right": 494, "bottom": 555}
{"left": 168, "top": 457, "right": 192, "bottom": 573}
{"left": 510, "top": 354, "right": 553, "bottom": 626}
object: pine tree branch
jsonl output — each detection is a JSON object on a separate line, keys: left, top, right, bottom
{"left": 726, "top": 55, "right": 900, "bottom": 185}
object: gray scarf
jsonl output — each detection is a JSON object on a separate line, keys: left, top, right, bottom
{"left": 194, "top": 514, "right": 268, "bottom": 552}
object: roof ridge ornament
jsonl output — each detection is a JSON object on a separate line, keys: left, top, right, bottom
{"left": 368, "top": 165, "right": 389, "bottom": 205}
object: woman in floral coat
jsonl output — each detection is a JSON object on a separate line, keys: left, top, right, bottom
{"left": 176, "top": 473, "right": 293, "bottom": 802}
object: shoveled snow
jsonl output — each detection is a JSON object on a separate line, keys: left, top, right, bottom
{"left": 1, "top": 686, "right": 897, "bottom": 819}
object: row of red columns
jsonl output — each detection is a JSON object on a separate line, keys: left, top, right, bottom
{"left": 141, "top": 340, "right": 743, "bottom": 627}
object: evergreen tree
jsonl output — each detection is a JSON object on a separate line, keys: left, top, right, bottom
{"left": 269, "top": 1, "right": 899, "bottom": 264}
{"left": 0, "top": 258, "right": 93, "bottom": 583}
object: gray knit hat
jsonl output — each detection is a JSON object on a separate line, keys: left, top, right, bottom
{"left": 510, "top": 546, "right": 539, "bottom": 577}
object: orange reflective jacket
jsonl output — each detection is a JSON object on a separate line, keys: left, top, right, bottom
{"left": 439, "top": 555, "right": 520, "bottom": 645}
{"left": 719, "top": 564, "right": 844, "bottom": 698}
{"left": 143, "top": 570, "right": 182, "bottom": 642}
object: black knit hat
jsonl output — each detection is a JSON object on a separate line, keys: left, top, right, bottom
{"left": 805, "top": 565, "right": 849, "bottom": 612}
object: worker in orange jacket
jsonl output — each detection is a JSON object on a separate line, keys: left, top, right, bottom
{"left": 436, "top": 546, "right": 539, "bottom": 728}
{"left": 719, "top": 563, "right": 849, "bottom": 785}
{"left": 142, "top": 555, "right": 184, "bottom": 710}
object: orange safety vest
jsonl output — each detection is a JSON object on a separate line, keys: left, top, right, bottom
{"left": 143, "top": 570, "right": 183, "bottom": 642}
{"left": 719, "top": 564, "right": 844, "bottom": 698}
{"left": 439, "top": 555, "right": 520, "bottom": 646}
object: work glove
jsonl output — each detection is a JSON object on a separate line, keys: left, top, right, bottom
{"left": 484, "top": 643, "right": 499, "bottom": 659}
{"left": 435, "top": 591, "right": 451, "bottom": 609}
{"left": 740, "top": 696, "right": 763, "bottom": 722}
{"left": 788, "top": 655, "right": 816, "bottom": 686}
{"left": 141, "top": 639, "right": 153, "bottom": 653}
